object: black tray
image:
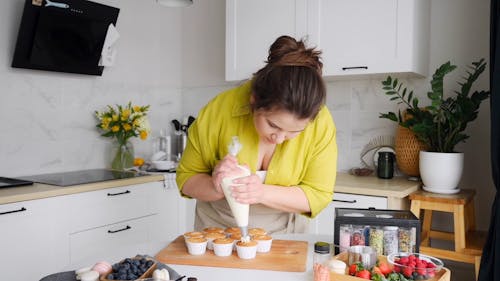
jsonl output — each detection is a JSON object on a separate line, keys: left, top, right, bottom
{"left": 0, "top": 177, "right": 33, "bottom": 188}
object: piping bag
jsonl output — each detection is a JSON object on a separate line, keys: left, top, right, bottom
{"left": 220, "top": 136, "right": 251, "bottom": 240}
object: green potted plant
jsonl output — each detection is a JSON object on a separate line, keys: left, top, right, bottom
{"left": 379, "top": 59, "right": 490, "bottom": 193}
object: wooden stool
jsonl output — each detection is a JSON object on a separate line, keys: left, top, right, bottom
{"left": 409, "top": 189, "right": 486, "bottom": 280}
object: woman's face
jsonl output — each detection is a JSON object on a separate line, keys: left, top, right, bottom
{"left": 253, "top": 108, "right": 310, "bottom": 145}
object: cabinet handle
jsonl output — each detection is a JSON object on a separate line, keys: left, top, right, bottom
{"left": 108, "top": 225, "right": 131, "bottom": 233}
{"left": 107, "top": 190, "right": 131, "bottom": 196}
{"left": 0, "top": 207, "right": 27, "bottom": 215}
{"left": 342, "top": 66, "right": 368, "bottom": 71}
{"left": 332, "top": 199, "right": 357, "bottom": 204}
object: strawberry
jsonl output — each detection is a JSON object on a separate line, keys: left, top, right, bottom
{"left": 377, "top": 261, "right": 392, "bottom": 276}
{"left": 402, "top": 266, "right": 414, "bottom": 278}
{"left": 399, "top": 257, "right": 409, "bottom": 265}
{"left": 355, "top": 269, "right": 371, "bottom": 279}
{"left": 349, "top": 263, "right": 359, "bottom": 276}
{"left": 372, "top": 266, "right": 383, "bottom": 276}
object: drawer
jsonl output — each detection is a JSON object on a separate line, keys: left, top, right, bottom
{"left": 69, "top": 215, "right": 156, "bottom": 268}
{"left": 332, "top": 192, "right": 387, "bottom": 210}
{"left": 67, "top": 182, "right": 160, "bottom": 233}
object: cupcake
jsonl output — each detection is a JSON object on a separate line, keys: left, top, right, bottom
{"left": 203, "top": 227, "right": 225, "bottom": 234}
{"left": 204, "top": 231, "right": 226, "bottom": 250}
{"left": 235, "top": 240, "right": 258, "bottom": 259}
{"left": 224, "top": 227, "right": 241, "bottom": 238}
{"left": 248, "top": 227, "right": 267, "bottom": 238}
{"left": 212, "top": 237, "right": 235, "bottom": 257}
{"left": 183, "top": 231, "right": 204, "bottom": 242}
{"left": 253, "top": 234, "right": 273, "bottom": 253}
{"left": 185, "top": 236, "right": 208, "bottom": 255}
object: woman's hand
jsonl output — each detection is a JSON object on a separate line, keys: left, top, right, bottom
{"left": 211, "top": 154, "right": 242, "bottom": 194}
{"left": 231, "top": 173, "right": 266, "bottom": 204}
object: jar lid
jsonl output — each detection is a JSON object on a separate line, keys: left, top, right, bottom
{"left": 314, "top": 241, "right": 330, "bottom": 253}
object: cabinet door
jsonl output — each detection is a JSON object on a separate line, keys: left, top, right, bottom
{"left": 69, "top": 215, "right": 157, "bottom": 268}
{"left": 225, "top": 0, "right": 307, "bottom": 81}
{"left": 307, "top": 0, "right": 429, "bottom": 77}
{"left": 310, "top": 193, "right": 387, "bottom": 235}
{"left": 0, "top": 197, "right": 68, "bottom": 281}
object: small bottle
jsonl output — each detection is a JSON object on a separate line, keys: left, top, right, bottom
{"left": 377, "top": 151, "right": 395, "bottom": 179}
{"left": 313, "top": 242, "right": 331, "bottom": 281}
{"left": 313, "top": 241, "right": 331, "bottom": 266}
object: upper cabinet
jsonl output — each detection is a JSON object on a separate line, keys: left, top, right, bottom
{"left": 225, "top": 0, "right": 308, "bottom": 81}
{"left": 225, "top": 0, "right": 430, "bottom": 81}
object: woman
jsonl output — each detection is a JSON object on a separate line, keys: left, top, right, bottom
{"left": 176, "top": 35, "right": 337, "bottom": 234}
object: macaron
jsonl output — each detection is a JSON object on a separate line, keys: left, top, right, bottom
{"left": 91, "top": 261, "right": 112, "bottom": 275}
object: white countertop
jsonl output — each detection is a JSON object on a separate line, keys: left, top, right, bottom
{"left": 162, "top": 234, "right": 332, "bottom": 281}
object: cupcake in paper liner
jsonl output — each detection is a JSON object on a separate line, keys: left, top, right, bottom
{"left": 253, "top": 234, "right": 273, "bottom": 253}
{"left": 204, "top": 231, "right": 226, "bottom": 250}
{"left": 236, "top": 240, "right": 258, "bottom": 259}
{"left": 212, "top": 237, "right": 235, "bottom": 257}
{"left": 185, "top": 237, "right": 208, "bottom": 255}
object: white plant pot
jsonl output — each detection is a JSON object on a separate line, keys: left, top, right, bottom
{"left": 419, "top": 151, "right": 464, "bottom": 194}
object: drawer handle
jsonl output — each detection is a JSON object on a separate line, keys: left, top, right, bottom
{"left": 332, "top": 199, "right": 357, "bottom": 204}
{"left": 107, "top": 190, "right": 131, "bottom": 196}
{"left": 108, "top": 225, "right": 131, "bottom": 233}
{"left": 341, "top": 66, "right": 368, "bottom": 71}
{"left": 0, "top": 207, "right": 27, "bottom": 216}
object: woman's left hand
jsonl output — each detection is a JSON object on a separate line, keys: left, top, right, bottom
{"left": 230, "top": 173, "right": 266, "bottom": 204}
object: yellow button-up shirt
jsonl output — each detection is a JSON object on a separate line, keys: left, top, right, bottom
{"left": 176, "top": 81, "right": 337, "bottom": 218}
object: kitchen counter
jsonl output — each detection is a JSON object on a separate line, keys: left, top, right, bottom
{"left": 0, "top": 173, "right": 165, "bottom": 205}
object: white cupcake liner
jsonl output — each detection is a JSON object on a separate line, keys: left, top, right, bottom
{"left": 236, "top": 244, "right": 257, "bottom": 259}
{"left": 186, "top": 240, "right": 207, "bottom": 255}
{"left": 213, "top": 242, "right": 233, "bottom": 257}
{"left": 256, "top": 238, "right": 273, "bottom": 253}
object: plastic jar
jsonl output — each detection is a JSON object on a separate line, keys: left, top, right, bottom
{"left": 338, "top": 225, "right": 352, "bottom": 253}
{"left": 369, "top": 227, "right": 384, "bottom": 255}
{"left": 350, "top": 226, "right": 365, "bottom": 246}
{"left": 398, "top": 227, "right": 413, "bottom": 252}
{"left": 383, "top": 226, "right": 399, "bottom": 255}
{"left": 313, "top": 241, "right": 331, "bottom": 266}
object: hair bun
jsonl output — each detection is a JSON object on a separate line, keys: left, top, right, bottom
{"left": 266, "top": 35, "right": 323, "bottom": 74}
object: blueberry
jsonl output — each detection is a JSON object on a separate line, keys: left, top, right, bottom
{"left": 146, "top": 260, "right": 154, "bottom": 267}
{"left": 133, "top": 259, "right": 140, "bottom": 266}
{"left": 107, "top": 274, "right": 115, "bottom": 280}
{"left": 118, "top": 274, "right": 127, "bottom": 280}
{"left": 124, "top": 258, "right": 133, "bottom": 264}
{"left": 127, "top": 273, "right": 137, "bottom": 280}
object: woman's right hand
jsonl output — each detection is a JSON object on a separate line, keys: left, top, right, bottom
{"left": 211, "top": 154, "right": 241, "bottom": 194}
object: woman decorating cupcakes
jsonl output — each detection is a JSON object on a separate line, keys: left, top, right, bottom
{"left": 176, "top": 35, "right": 337, "bottom": 234}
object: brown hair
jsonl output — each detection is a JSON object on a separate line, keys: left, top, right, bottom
{"left": 251, "top": 35, "right": 326, "bottom": 119}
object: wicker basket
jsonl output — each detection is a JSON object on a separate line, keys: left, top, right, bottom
{"left": 394, "top": 126, "right": 427, "bottom": 177}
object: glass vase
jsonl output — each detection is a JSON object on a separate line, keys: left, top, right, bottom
{"left": 110, "top": 140, "right": 134, "bottom": 170}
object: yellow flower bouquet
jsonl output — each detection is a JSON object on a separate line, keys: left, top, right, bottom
{"left": 95, "top": 102, "right": 151, "bottom": 170}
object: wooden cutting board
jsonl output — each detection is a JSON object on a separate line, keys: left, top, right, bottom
{"left": 155, "top": 236, "right": 308, "bottom": 272}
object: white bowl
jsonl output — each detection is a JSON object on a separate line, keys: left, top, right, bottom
{"left": 152, "top": 160, "right": 175, "bottom": 170}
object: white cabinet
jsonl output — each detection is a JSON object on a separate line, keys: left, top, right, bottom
{"left": 309, "top": 192, "right": 387, "bottom": 236}
{"left": 307, "top": 0, "right": 430, "bottom": 77}
{"left": 225, "top": 0, "right": 307, "bottom": 81}
{"left": 225, "top": 0, "right": 429, "bottom": 80}
{"left": 70, "top": 215, "right": 157, "bottom": 268}
{"left": 0, "top": 197, "right": 68, "bottom": 281}
{"left": 65, "top": 181, "right": 181, "bottom": 268}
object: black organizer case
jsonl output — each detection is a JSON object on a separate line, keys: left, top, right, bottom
{"left": 333, "top": 207, "right": 421, "bottom": 255}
